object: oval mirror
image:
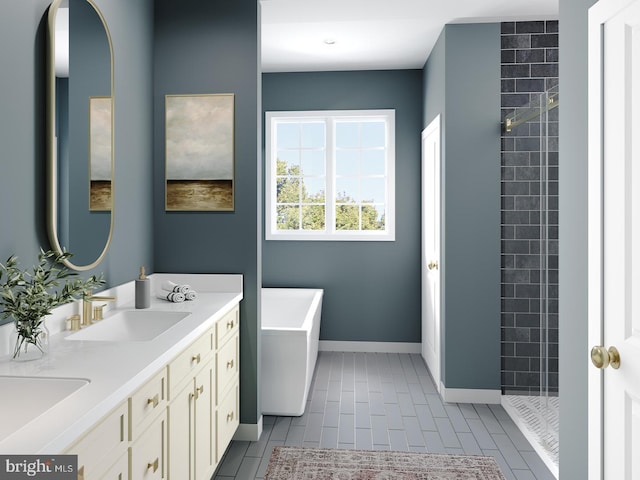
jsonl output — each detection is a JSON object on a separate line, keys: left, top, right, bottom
{"left": 46, "top": 0, "right": 114, "bottom": 271}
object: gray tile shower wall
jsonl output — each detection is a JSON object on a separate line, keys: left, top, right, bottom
{"left": 500, "top": 21, "right": 559, "bottom": 396}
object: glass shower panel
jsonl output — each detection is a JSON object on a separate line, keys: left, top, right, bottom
{"left": 540, "top": 85, "right": 559, "bottom": 461}
{"left": 502, "top": 85, "right": 559, "bottom": 476}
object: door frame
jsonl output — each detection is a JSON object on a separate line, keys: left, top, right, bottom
{"left": 587, "top": 0, "right": 604, "bottom": 470}
{"left": 587, "top": 0, "right": 636, "bottom": 476}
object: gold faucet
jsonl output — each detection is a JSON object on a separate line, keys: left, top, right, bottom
{"left": 82, "top": 292, "right": 117, "bottom": 326}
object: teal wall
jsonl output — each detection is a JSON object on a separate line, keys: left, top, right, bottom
{"left": 559, "top": 0, "right": 595, "bottom": 477}
{"left": 422, "top": 29, "right": 446, "bottom": 131}
{"left": 0, "top": 0, "right": 51, "bottom": 275}
{"left": 152, "top": 0, "right": 261, "bottom": 425}
{"left": 262, "top": 70, "right": 423, "bottom": 343}
{"left": 422, "top": 24, "right": 502, "bottom": 391}
{"left": 0, "top": 0, "right": 154, "bottom": 312}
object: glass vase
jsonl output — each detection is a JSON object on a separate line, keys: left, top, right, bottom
{"left": 11, "top": 321, "right": 50, "bottom": 362}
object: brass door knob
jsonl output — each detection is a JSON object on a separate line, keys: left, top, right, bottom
{"left": 591, "top": 345, "right": 620, "bottom": 369}
{"left": 428, "top": 260, "right": 439, "bottom": 270}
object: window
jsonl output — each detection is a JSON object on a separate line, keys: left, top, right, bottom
{"left": 265, "top": 110, "right": 395, "bottom": 241}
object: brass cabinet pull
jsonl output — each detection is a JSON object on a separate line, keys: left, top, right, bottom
{"left": 227, "top": 320, "right": 234, "bottom": 330}
{"left": 227, "top": 411, "right": 234, "bottom": 422}
{"left": 194, "top": 384, "right": 204, "bottom": 400}
{"left": 591, "top": 345, "right": 621, "bottom": 369}
{"left": 147, "top": 394, "right": 159, "bottom": 408}
{"left": 428, "top": 260, "right": 439, "bottom": 270}
{"left": 227, "top": 359, "right": 234, "bottom": 369}
{"left": 147, "top": 458, "right": 159, "bottom": 473}
{"left": 191, "top": 353, "right": 201, "bottom": 364}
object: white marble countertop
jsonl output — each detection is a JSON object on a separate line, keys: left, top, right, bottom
{"left": 0, "top": 273, "right": 243, "bottom": 454}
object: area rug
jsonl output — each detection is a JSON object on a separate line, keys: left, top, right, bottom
{"left": 265, "top": 446, "right": 506, "bottom": 479}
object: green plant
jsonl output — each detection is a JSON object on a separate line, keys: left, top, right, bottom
{"left": 0, "top": 249, "right": 105, "bottom": 358}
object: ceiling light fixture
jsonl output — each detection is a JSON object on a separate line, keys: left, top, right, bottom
{"left": 323, "top": 38, "right": 336, "bottom": 45}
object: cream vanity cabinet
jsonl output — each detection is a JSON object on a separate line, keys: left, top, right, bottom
{"left": 167, "top": 303, "right": 240, "bottom": 480}
{"left": 167, "top": 325, "right": 215, "bottom": 480}
{"left": 65, "top": 303, "right": 240, "bottom": 480}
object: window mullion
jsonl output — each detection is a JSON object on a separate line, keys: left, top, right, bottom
{"left": 269, "top": 118, "right": 278, "bottom": 235}
{"left": 326, "top": 117, "right": 336, "bottom": 235}
{"left": 298, "top": 123, "right": 304, "bottom": 230}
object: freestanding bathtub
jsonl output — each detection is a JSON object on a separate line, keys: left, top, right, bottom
{"left": 261, "top": 288, "right": 324, "bottom": 416}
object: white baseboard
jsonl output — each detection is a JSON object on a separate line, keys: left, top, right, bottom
{"left": 319, "top": 341, "right": 421, "bottom": 354}
{"left": 440, "top": 384, "right": 501, "bottom": 404}
{"left": 233, "top": 416, "right": 263, "bottom": 442}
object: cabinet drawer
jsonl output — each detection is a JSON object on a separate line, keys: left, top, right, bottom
{"left": 216, "top": 334, "right": 238, "bottom": 403}
{"left": 130, "top": 411, "right": 166, "bottom": 480}
{"left": 68, "top": 401, "right": 128, "bottom": 479}
{"left": 216, "top": 384, "right": 239, "bottom": 462}
{"left": 130, "top": 368, "right": 166, "bottom": 438}
{"left": 99, "top": 451, "right": 128, "bottom": 480}
{"left": 215, "top": 305, "right": 239, "bottom": 349}
{"left": 168, "top": 328, "right": 213, "bottom": 397}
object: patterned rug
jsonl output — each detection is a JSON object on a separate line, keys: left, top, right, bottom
{"left": 265, "top": 446, "right": 506, "bottom": 479}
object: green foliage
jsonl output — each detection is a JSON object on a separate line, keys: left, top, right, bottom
{"left": 0, "top": 249, "right": 105, "bottom": 357}
{"left": 276, "top": 158, "right": 385, "bottom": 232}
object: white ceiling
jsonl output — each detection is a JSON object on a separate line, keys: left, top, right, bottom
{"left": 260, "top": 0, "right": 559, "bottom": 72}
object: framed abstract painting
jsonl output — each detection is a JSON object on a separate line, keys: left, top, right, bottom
{"left": 165, "top": 93, "right": 235, "bottom": 211}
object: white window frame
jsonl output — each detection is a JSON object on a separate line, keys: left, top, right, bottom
{"left": 265, "top": 109, "right": 395, "bottom": 241}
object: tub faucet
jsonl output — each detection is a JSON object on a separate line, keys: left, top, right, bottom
{"left": 82, "top": 292, "right": 116, "bottom": 326}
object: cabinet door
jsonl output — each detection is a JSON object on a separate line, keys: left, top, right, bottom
{"left": 168, "top": 379, "right": 194, "bottom": 480}
{"left": 194, "top": 360, "right": 213, "bottom": 480}
{"left": 130, "top": 411, "right": 166, "bottom": 480}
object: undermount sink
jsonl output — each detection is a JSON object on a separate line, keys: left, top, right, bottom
{"left": 66, "top": 310, "right": 191, "bottom": 342}
{"left": 0, "top": 376, "right": 90, "bottom": 442}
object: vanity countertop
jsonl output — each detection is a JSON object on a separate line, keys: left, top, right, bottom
{"left": 0, "top": 273, "right": 243, "bottom": 454}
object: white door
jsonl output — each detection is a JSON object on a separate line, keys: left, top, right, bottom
{"left": 421, "top": 115, "right": 441, "bottom": 390}
{"left": 588, "top": 0, "right": 640, "bottom": 477}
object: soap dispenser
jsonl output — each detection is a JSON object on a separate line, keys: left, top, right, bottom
{"left": 135, "top": 266, "right": 150, "bottom": 309}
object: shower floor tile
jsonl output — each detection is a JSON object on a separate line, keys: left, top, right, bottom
{"left": 502, "top": 394, "right": 559, "bottom": 475}
{"left": 214, "top": 351, "right": 556, "bottom": 480}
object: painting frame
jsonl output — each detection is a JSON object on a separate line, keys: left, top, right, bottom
{"left": 89, "top": 96, "right": 113, "bottom": 212}
{"left": 165, "top": 93, "right": 235, "bottom": 212}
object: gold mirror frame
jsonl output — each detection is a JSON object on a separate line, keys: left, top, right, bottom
{"left": 46, "top": 0, "right": 115, "bottom": 271}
